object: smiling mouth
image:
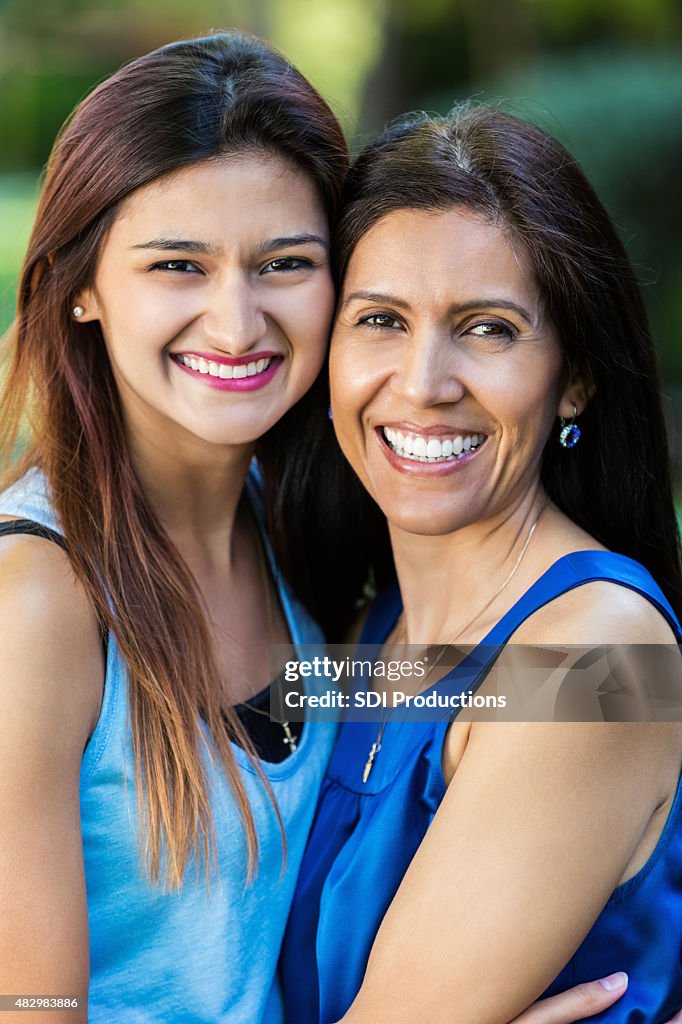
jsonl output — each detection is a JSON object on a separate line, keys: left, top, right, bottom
{"left": 173, "top": 354, "right": 278, "bottom": 379}
{"left": 381, "top": 426, "right": 487, "bottom": 463}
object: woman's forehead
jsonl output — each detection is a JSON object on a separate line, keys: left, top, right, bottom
{"left": 104, "top": 155, "right": 328, "bottom": 248}
{"left": 342, "top": 206, "right": 540, "bottom": 312}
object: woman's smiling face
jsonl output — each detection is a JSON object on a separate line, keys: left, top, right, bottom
{"left": 330, "top": 205, "right": 580, "bottom": 536}
{"left": 76, "top": 153, "right": 334, "bottom": 453}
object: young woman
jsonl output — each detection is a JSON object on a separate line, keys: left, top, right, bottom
{"left": 282, "top": 108, "right": 682, "bottom": 1023}
{"left": 0, "top": 31, "right": 359, "bottom": 1022}
{"left": 0, "top": 32, "right": 643, "bottom": 1024}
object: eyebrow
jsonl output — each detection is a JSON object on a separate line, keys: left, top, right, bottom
{"left": 129, "top": 233, "right": 329, "bottom": 257}
{"left": 450, "top": 298, "right": 535, "bottom": 325}
{"left": 255, "top": 234, "right": 329, "bottom": 256}
{"left": 342, "top": 290, "right": 411, "bottom": 310}
{"left": 342, "top": 291, "right": 535, "bottom": 325}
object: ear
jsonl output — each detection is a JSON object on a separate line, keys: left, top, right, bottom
{"left": 71, "top": 286, "right": 101, "bottom": 323}
{"left": 557, "top": 371, "right": 595, "bottom": 419}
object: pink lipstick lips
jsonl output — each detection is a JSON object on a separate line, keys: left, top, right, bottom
{"left": 171, "top": 350, "right": 282, "bottom": 392}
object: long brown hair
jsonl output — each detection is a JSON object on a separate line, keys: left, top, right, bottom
{"left": 0, "top": 32, "right": 349, "bottom": 888}
{"left": 333, "top": 105, "right": 682, "bottom": 619}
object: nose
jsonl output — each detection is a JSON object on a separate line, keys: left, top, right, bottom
{"left": 391, "top": 327, "right": 465, "bottom": 408}
{"left": 201, "top": 270, "right": 267, "bottom": 354}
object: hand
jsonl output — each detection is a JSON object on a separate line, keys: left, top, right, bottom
{"left": 338, "top": 975, "right": 682, "bottom": 1024}
{"left": 511, "top": 974, "right": 629, "bottom": 1022}
{"left": 512, "top": 973, "right": 681, "bottom": 1023}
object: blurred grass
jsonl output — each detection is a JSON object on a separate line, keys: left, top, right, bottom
{"left": 0, "top": 174, "right": 39, "bottom": 333}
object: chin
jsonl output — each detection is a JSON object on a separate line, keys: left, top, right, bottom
{"left": 186, "top": 408, "right": 288, "bottom": 447}
{"left": 380, "top": 499, "right": 474, "bottom": 538}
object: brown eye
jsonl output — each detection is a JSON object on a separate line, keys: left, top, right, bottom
{"left": 359, "top": 314, "right": 402, "bottom": 330}
{"left": 151, "top": 260, "right": 200, "bottom": 273}
{"left": 262, "top": 257, "right": 312, "bottom": 273}
{"left": 469, "top": 321, "right": 514, "bottom": 340}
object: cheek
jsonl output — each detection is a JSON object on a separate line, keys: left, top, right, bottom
{"left": 329, "top": 342, "right": 359, "bottom": 419}
{"left": 262, "top": 278, "right": 334, "bottom": 407}
{"left": 329, "top": 339, "right": 380, "bottom": 464}
{"left": 491, "top": 394, "right": 561, "bottom": 483}
{"left": 284, "top": 277, "right": 335, "bottom": 364}
{"left": 490, "top": 353, "right": 564, "bottom": 435}
{"left": 96, "top": 274, "right": 187, "bottom": 356}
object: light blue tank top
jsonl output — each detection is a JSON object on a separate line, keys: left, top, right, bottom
{"left": 282, "top": 551, "right": 682, "bottom": 1023}
{"left": 0, "top": 467, "right": 337, "bottom": 1024}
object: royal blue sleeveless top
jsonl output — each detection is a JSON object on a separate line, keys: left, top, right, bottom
{"left": 281, "top": 551, "right": 682, "bottom": 1023}
{"left": 0, "top": 468, "right": 337, "bottom": 1024}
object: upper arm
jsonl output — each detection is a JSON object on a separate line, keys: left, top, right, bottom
{"left": 346, "top": 722, "right": 676, "bottom": 1024}
{"left": 343, "top": 586, "right": 682, "bottom": 1024}
{"left": 0, "top": 537, "right": 103, "bottom": 1018}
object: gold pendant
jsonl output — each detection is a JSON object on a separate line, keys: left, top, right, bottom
{"left": 363, "top": 741, "right": 381, "bottom": 783}
{"left": 282, "top": 721, "right": 297, "bottom": 753}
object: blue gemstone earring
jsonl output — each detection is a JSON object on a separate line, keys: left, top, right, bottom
{"left": 327, "top": 406, "right": 333, "bottom": 422}
{"left": 559, "top": 402, "right": 581, "bottom": 448}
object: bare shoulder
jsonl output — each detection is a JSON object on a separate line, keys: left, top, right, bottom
{"left": 0, "top": 532, "right": 104, "bottom": 743}
{"left": 512, "top": 577, "right": 678, "bottom": 645}
{"left": 493, "top": 572, "right": 682, "bottom": 808}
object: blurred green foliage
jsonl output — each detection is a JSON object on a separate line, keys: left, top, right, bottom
{"left": 0, "top": 175, "right": 39, "bottom": 331}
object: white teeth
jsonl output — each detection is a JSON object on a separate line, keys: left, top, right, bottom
{"left": 382, "top": 428, "right": 486, "bottom": 463}
{"left": 177, "top": 355, "right": 273, "bottom": 379}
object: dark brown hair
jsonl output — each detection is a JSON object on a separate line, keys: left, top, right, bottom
{"left": 333, "top": 105, "right": 682, "bottom": 619}
{"left": 0, "top": 31, "right": 352, "bottom": 888}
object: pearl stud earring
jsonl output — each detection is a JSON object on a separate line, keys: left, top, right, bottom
{"left": 73, "top": 305, "right": 84, "bottom": 318}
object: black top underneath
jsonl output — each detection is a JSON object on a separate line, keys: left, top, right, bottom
{"left": 0, "top": 519, "right": 302, "bottom": 762}
{"left": 234, "top": 677, "right": 304, "bottom": 763}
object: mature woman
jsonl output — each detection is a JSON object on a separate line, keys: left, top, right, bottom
{"left": 282, "top": 108, "right": 682, "bottom": 1023}
{"left": 0, "top": 31, "right": 651, "bottom": 1024}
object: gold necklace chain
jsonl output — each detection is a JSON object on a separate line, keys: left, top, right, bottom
{"left": 362, "top": 501, "right": 548, "bottom": 784}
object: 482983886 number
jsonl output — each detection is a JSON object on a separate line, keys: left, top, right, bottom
{"left": 0, "top": 996, "right": 81, "bottom": 1010}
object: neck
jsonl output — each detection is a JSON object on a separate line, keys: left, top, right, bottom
{"left": 390, "top": 484, "right": 548, "bottom": 645}
{"left": 125, "top": 424, "right": 255, "bottom": 573}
